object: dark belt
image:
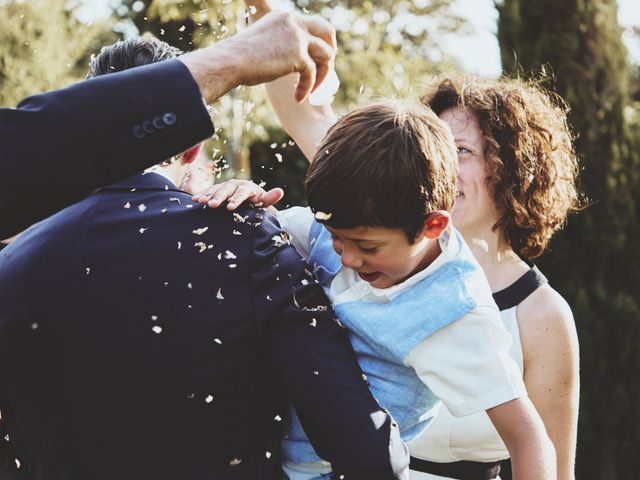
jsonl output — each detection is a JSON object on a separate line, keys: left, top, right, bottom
{"left": 410, "top": 456, "right": 502, "bottom": 480}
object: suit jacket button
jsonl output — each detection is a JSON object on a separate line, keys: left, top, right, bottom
{"left": 142, "top": 119, "right": 155, "bottom": 134}
{"left": 152, "top": 115, "right": 165, "bottom": 130}
{"left": 132, "top": 124, "right": 145, "bottom": 139}
{"left": 162, "top": 112, "right": 177, "bottom": 126}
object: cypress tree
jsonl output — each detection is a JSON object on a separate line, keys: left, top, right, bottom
{"left": 497, "top": 1, "right": 640, "bottom": 478}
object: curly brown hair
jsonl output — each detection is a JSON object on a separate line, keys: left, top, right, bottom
{"left": 422, "top": 75, "right": 581, "bottom": 259}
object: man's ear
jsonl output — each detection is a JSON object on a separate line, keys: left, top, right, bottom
{"left": 181, "top": 142, "right": 204, "bottom": 165}
{"left": 422, "top": 210, "right": 450, "bottom": 240}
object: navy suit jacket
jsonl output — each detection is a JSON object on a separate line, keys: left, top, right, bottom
{"left": 0, "top": 59, "right": 213, "bottom": 239}
{"left": 0, "top": 172, "right": 408, "bottom": 479}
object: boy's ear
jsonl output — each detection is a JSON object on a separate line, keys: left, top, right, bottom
{"left": 422, "top": 210, "right": 450, "bottom": 240}
{"left": 180, "top": 142, "right": 204, "bottom": 165}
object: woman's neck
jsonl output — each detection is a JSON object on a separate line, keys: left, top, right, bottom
{"left": 461, "top": 227, "right": 530, "bottom": 292}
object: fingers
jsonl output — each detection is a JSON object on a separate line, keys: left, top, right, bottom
{"left": 295, "top": 55, "right": 317, "bottom": 102}
{"left": 302, "top": 15, "right": 337, "bottom": 52}
{"left": 257, "top": 187, "right": 285, "bottom": 207}
{"left": 307, "top": 37, "right": 334, "bottom": 93}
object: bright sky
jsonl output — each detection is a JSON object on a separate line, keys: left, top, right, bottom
{"left": 80, "top": 0, "right": 640, "bottom": 77}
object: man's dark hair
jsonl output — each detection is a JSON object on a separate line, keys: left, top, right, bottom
{"left": 305, "top": 100, "right": 458, "bottom": 242}
{"left": 87, "top": 36, "right": 182, "bottom": 78}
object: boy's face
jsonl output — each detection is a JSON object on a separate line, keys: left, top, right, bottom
{"left": 325, "top": 224, "right": 440, "bottom": 289}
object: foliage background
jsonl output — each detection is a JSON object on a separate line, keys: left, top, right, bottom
{"left": 1, "top": 0, "right": 639, "bottom": 478}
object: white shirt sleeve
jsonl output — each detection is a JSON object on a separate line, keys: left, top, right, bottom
{"left": 275, "top": 206, "right": 315, "bottom": 261}
{"left": 405, "top": 304, "right": 527, "bottom": 417}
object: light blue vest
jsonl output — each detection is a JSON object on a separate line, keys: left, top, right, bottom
{"left": 282, "top": 221, "right": 481, "bottom": 463}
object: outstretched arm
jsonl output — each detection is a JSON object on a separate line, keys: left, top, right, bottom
{"left": 1, "top": 10, "right": 335, "bottom": 239}
{"left": 246, "top": 0, "right": 338, "bottom": 161}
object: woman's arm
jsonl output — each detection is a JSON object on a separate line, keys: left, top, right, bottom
{"left": 246, "top": 0, "right": 338, "bottom": 161}
{"left": 487, "top": 397, "right": 556, "bottom": 479}
{"left": 517, "top": 285, "right": 580, "bottom": 480}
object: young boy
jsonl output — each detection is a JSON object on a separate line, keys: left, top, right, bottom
{"left": 196, "top": 100, "right": 555, "bottom": 480}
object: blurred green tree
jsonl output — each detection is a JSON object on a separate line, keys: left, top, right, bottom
{"left": 0, "top": 0, "right": 115, "bottom": 106}
{"left": 498, "top": 1, "right": 640, "bottom": 479}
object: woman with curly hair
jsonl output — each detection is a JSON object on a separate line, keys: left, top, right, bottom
{"left": 406, "top": 76, "right": 580, "bottom": 480}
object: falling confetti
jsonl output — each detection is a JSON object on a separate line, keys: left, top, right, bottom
{"left": 169, "top": 197, "right": 181, "bottom": 204}
{"left": 216, "top": 288, "right": 224, "bottom": 300}
{"left": 138, "top": 204, "right": 147, "bottom": 212}
{"left": 232, "top": 230, "right": 242, "bottom": 236}
{"left": 274, "top": 415, "right": 282, "bottom": 422}
{"left": 30, "top": 322, "right": 38, "bottom": 330}
{"left": 194, "top": 242, "right": 207, "bottom": 253}
{"left": 229, "top": 458, "right": 242, "bottom": 466}
{"left": 314, "top": 211, "right": 332, "bottom": 221}
{"left": 205, "top": 395, "right": 214, "bottom": 403}
{"left": 177, "top": 242, "right": 182, "bottom": 250}
{"left": 85, "top": 267, "right": 91, "bottom": 275}
{"left": 193, "top": 227, "right": 209, "bottom": 235}
{"left": 310, "top": 318, "right": 317, "bottom": 327}
{"left": 275, "top": 153, "right": 283, "bottom": 163}
{"left": 151, "top": 315, "right": 158, "bottom": 321}
{"left": 187, "top": 283, "right": 193, "bottom": 289}
{"left": 123, "top": 202, "right": 131, "bottom": 209}
{"left": 214, "top": 338, "right": 222, "bottom": 345}
{"left": 152, "top": 326, "right": 163, "bottom": 334}
{"left": 232, "top": 213, "right": 248, "bottom": 223}
{"left": 265, "top": 451, "right": 271, "bottom": 459}
{"left": 224, "top": 250, "right": 237, "bottom": 260}
{"left": 139, "top": 228, "right": 148, "bottom": 234}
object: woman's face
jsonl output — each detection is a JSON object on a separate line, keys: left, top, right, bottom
{"left": 439, "top": 107, "right": 500, "bottom": 237}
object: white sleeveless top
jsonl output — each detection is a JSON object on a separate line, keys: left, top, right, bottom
{"left": 407, "top": 265, "right": 547, "bottom": 480}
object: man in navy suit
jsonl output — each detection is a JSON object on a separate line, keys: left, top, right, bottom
{"left": 0, "top": 11, "right": 335, "bottom": 240}
{"left": 0, "top": 22, "right": 408, "bottom": 480}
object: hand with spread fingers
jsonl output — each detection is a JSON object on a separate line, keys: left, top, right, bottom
{"left": 192, "top": 179, "right": 284, "bottom": 211}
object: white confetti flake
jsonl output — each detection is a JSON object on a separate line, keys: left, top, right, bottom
{"left": 169, "top": 197, "right": 181, "bottom": 205}
{"left": 85, "top": 267, "right": 91, "bottom": 275}
{"left": 205, "top": 395, "right": 214, "bottom": 404}
{"left": 14, "top": 459, "right": 20, "bottom": 469}
{"left": 265, "top": 451, "right": 271, "bottom": 459}
{"left": 224, "top": 250, "right": 237, "bottom": 260}
{"left": 3, "top": 434, "right": 9, "bottom": 441}
{"left": 30, "top": 322, "right": 39, "bottom": 330}
{"left": 232, "top": 230, "right": 242, "bottom": 236}
{"left": 123, "top": 202, "right": 131, "bottom": 209}
{"left": 217, "top": 252, "right": 222, "bottom": 260}
{"left": 192, "top": 227, "right": 209, "bottom": 235}
{"left": 139, "top": 228, "right": 148, "bottom": 234}
{"left": 310, "top": 318, "right": 317, "bottom": 327}
{"left": 266, "top": 295, "right": 272, "bottom": 301}
{"left": 164, "top": 282, "right": 169, "bottom": 287}
{"left": 194, "top": 242, "right": 207, "bottom": 253}
{"left": 314, "top": 211, "right": 333, "bottom": 221}
{"left": 161, "top": 208, "right": 168, "bottom": 214}
{"left": 229, "top": 458, "right": 242, "bottom": 466}
{"left": 313, "top": 371, "right": 319, "bottom": 375}
{"left": 152, "top": 326, "right": 163, "bottom": 334}
{"left": 271, "top": 232, "right": 290, "bottom": 247}
{"left": 274, "top": 415, "right": 282, "bottom": 422}
{"left": 270, "top": 142, "right": 277, "bottom": 149}
{"left": 151, "top": 315, "right": 158, "bottom": 321}
{"left": 214, "top": 338, "right": 222, "bottom": 345}
{"left": 228, "top": 264, "right": 237, "bottom": 269}
{"left": 178, "top": 24, "right": 186, "bottom": 32}
{"left": 185, "top": 204, "right": 193, "bottom": 209}
{"left": 187, "top": 393, "right": 195, "bottom": 399}
{"left": 187, "top": 283, "right": 193, "bottom": 289}
{"left": 138, "top": 203, "right": 147, "bottom": 212}
{"left": 177, "top": 241, "right": 182, "bottom": 250}
{"left": 301, "top": 279, "right": 309, "bottom": 286}
{"left": 275, "top": 153, "right": 283, "bottom": 163}
{"left": 216, "top": 288, "right": 224, "bottom": 300}
{"left": 232, "top": 213, "right": 248, "bottom": 223}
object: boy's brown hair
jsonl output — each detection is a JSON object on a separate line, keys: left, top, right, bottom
{"left": 305, "top": 100, "right": 457, "bottom": 242}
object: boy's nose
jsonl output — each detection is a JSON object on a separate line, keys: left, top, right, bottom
{"left": 340, "top": 249, "right": 363, "bottom": 269}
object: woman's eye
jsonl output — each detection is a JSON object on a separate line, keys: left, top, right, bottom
{"left": 457, "top": 146, "right": 471, "bottom": 155}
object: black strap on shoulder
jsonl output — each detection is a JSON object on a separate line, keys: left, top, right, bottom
{"left": 492, "top": 263, "right": 547, "bottom": 311}
{"left": 410, "top": 456, "right": 502, "bottom": 479}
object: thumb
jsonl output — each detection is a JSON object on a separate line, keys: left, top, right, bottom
{"left": 258, "top": 188, "right": 285, "bottom": 207}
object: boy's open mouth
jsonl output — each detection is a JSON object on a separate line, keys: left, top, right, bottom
{"left": 358, "top": 271, "right": 382, "bottom": 283}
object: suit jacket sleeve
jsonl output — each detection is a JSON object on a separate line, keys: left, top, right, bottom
{"left": 250, "top": 212, "right": 409, "bottom": 480}
{"left": 0, "top": 59, "right": 214, "bottom": 239}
